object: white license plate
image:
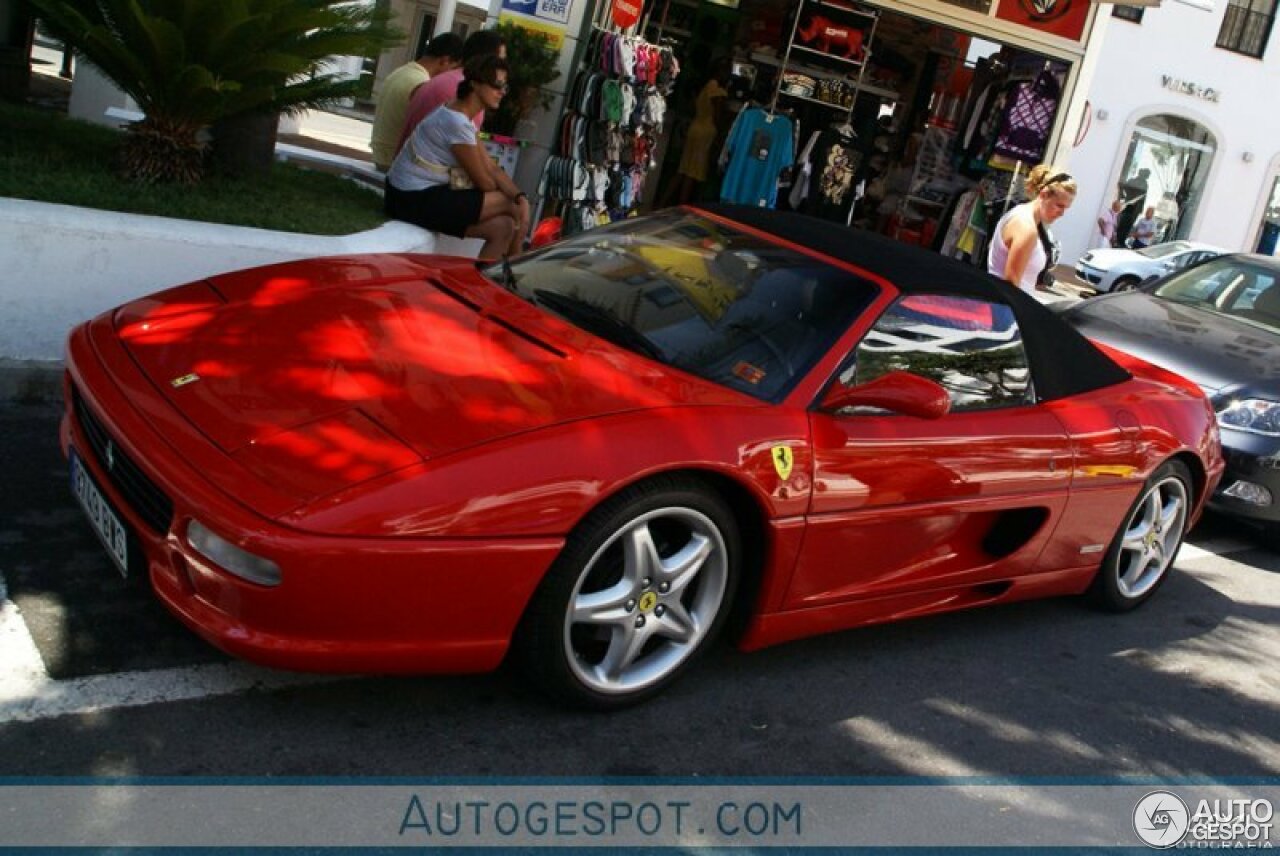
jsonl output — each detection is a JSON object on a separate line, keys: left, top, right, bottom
{"left": 71, "top": 450, "right": 129, "bottom": 577}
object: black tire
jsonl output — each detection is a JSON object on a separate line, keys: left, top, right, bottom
{"left": 1112, "top": 275, "right": 1141, "bottom": 293}
{"left": 514, "top": 475, "right": 741, "bottom": 709}
{"left": 1088, "top": 460, "right": 1193, "bottom": 611}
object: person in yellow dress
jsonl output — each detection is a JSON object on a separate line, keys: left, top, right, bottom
{"left": 664, "top": 58, "right": 732, "bottom": 207}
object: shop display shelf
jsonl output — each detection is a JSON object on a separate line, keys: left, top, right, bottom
{"left": 790, "top": 44, "right": 866, "bottom": 68}
{"left": 753, "top": 52, "right": 899, "bottom": 99}
{"left": 778, "top": 89, "right": 855, "bottom": 110}
{"left": 808, "top": 0, "right": 879, "bottom": 21}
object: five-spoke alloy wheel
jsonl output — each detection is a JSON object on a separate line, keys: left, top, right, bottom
{"left": 1090, "top": 460, "right": 1192, "bottom": 611}
{"left": 516, "top": 476, "right": 740, "bottom": 708}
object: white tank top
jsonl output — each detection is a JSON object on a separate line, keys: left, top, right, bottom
{"left": 987, "top": 204, "right": 1047, "bottom": 293}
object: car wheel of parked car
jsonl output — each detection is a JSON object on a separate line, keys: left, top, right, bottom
{"left": 515, "top": 476, "right": 740, "bottom": 708}
{"left": 1089, "top": 460, "right": 1192, "bottom": 611}
{"left": 1112, "top": 275, "right": 1142, "bottom": 292}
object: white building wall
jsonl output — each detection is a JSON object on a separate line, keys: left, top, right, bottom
{"left": 1057, "top": 0, "right": 1280, "bottom": 264}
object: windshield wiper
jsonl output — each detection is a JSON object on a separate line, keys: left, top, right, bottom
{"left": 531, "top": 289, "right": 665, "bottom": 361}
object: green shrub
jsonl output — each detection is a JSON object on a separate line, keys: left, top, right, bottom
{"left": 0, "top": 101, "right": 385, "bottom": 234}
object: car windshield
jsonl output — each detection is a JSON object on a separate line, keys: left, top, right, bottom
{"left": 482, "top": 210, "right": 879, "bottom": 401}
{"left": 1153, "top": 257, "right": 1280, "bottom": 334}
{"left": 1136, "top": 241, "right": 1194, "bottom": 260}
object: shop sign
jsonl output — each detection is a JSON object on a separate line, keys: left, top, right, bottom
{"left": 500, "top": 0, "right": 574, "bottom": 26}
{"left": 994, "top": 0, "right": 1090, "bottom": 42}
{"left": 611, "top": 0, "right": 642, "bottom": 29}
{"left": 1161, "top": 75, "right": 1221, "bottom": 103}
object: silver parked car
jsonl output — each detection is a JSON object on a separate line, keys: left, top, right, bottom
{"left": 1075, "top": 241, "right": 1224, "bottom": 293}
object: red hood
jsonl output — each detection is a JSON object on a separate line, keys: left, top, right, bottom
{"left": 112, "top": 254, "right": 741, "bottom": 505}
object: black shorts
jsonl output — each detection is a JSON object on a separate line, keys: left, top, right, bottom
{"left": 384, "top": 181, "right": 484, "bottom": 238}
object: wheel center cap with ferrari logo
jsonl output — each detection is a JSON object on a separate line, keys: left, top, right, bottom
{"left": 638, "top": 591, "right": 659, "bottom": 613}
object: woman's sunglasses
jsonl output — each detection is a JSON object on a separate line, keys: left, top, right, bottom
{"left": 486, "top": 79, "right": 509, "bottom": 94}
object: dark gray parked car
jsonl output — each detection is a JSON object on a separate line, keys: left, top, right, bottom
{"left": 1060, "top": 254, "right": 1280, "bottom": 542}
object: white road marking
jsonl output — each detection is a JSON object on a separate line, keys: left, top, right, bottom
{"left": 0, "top": 526, "right": 1265, "bottom": 724}
{"left": 0, "top": 572, "right": 332, "bottom": 725}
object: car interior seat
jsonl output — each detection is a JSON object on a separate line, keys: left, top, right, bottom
{"left": 1248, "top": 283, "right": 1280, "bottom": 325}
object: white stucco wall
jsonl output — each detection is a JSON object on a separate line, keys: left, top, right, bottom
{"left": 1056, "top": 0, "right": 1280, "bottom": 264}
{"left": 0, "top": 198, "right": 480, "bottom": 362}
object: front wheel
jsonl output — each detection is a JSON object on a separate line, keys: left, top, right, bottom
{"left": 1111, "top": 275, "right": 1141, "bottom": 292}
{"left": 515, "top": 476, "right": 741, "bottom": 709}
{"left": 1089, "top": 460, "right": 1192, "bottom": 611}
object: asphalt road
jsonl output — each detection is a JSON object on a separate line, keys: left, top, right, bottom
{"left": 1, "top": 399, "right": 1277, "bottom": 779}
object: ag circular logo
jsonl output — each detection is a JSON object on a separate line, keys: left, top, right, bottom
{"left": 1134, "top": 791, "right": 1190, "bottom": 848}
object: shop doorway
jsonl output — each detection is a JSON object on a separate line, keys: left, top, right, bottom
{"left": 1255, "top": 170, "right": 1280, "bottom": 255}
{"left": 1113, "top": 113, "right": 1217, "bottom": 246}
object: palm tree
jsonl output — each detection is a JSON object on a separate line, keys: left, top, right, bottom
{"left": 26, "top": 0, "right": 395, "bottom": 183}
{"left": 208, "top": 0, "right": 396, "bottom": 175}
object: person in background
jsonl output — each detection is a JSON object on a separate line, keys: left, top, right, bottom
{"left": 987, "top": 165, "right": 1077, "bottom": 294}
{"left": 370, "top": 34, "right": 464, "bottom": 172}
{"left": 1130, "top": 206, "right": 1158, "bottom": 249}
{"left": 1114, "top": 167, "right": 1150, "bottom": 247}
{"left": 385, "top": 56, "right": 529, "bottom": 261}
{"left": 397, "top": 29, "right": 506, "bottom": 158}
{"left": 661, "top": 56, "right": 732, "bottom": 207}
{"left": 1094, "top": 197, "right": 1122, "bottom": 250}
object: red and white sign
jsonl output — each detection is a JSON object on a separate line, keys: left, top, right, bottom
{"left": 611, "top": 0, "right": 641, "bottom": 28}
{"left": 995, "top": 0, "right": 1090, "bottom": 42}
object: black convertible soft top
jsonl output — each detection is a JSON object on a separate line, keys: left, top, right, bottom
{"left": 696, "top": 204, "right": 1131, "bottom": 403}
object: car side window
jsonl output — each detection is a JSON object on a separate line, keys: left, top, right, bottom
{"left": 845, "top": 294, "right": 1034, "bottom": 413}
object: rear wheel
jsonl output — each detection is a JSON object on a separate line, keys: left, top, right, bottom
{"left": 515, "top": 476, "right": 740, "bottom": 709}
{"left": 1112, "top": 275, "right": 1141, "bottom": 292}
{"left": 1089, "top": 460, "right": 1192, "bottom": 611}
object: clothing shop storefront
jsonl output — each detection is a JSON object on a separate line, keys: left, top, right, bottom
{"left": 501, "top": 0, "right": 1103, "bottom": 257}
{"left": 1059, "top": 0, "right": 1280, "bottom": 263}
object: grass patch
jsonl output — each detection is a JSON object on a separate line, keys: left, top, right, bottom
{"left": 0, "top": 100, "right": 387, "bottom": 235}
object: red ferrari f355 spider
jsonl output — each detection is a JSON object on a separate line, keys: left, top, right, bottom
{"left": 63, "top": 206, "right": 1224, "bottom": 707}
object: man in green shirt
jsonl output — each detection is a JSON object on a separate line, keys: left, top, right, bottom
{"left": 371, "top": 33, "right": 464, "bottom": 171}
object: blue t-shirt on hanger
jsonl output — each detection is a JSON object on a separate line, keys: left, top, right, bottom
{"left": 720, "top": 108, "right": 795, "bottom": 209}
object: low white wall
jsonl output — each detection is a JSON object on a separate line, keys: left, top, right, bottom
{"left": 0, "top": 198, "right": 480, "bottom": 362}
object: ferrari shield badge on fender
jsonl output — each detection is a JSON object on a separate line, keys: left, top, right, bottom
{"left": 771, "top": 445, "right": 794, "bottom": 480}
{"left": 170, "top": 373, "right": 200, "bottom": 388}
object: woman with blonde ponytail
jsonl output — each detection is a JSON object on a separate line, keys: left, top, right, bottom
{"left": 987, "top": 165, "right": 1077, "bottom": 293}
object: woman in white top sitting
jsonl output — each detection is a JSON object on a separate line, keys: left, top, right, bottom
{"left": 987, "top": 166, "right": 1077, "bottom": 293}
{"left": 385, "top": 55, "right": 530, "bottom": 261}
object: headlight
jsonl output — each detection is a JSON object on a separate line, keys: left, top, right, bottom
{"left": 1217, "top": 398, "right": 1280, "bottom": 437}
{"left": 187, "top": 520, "right": 282, "bottom": 586}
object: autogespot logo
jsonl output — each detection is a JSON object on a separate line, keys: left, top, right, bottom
{"left": 1134, "top": 791, "right": 1190, "bottom": 848}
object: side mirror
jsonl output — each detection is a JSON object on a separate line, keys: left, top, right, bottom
{"left": 820, "top": 370, "right": 951, "bottom": 420}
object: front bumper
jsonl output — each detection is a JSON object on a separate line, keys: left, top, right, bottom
{"left": 1075, "top": 263, "right": 1112, "bottom": 292}
{"left": 1206, "top": 427, "right": 1280, "bottom": 526}
{"left": 62, "top": 324, "right": 562, "bottom": 674}
{"left": 1075, "top": 264, "right": 1102, "bottom": 287}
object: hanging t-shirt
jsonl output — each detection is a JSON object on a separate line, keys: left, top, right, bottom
{"left": 993, "top": 72, "right": 1060, "bottom": 163}
{"left": 804, "top": 130, "right": 861, "bottom": 222}
{"left": 720, "top": 108, "right": 795, "bottom": 208}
